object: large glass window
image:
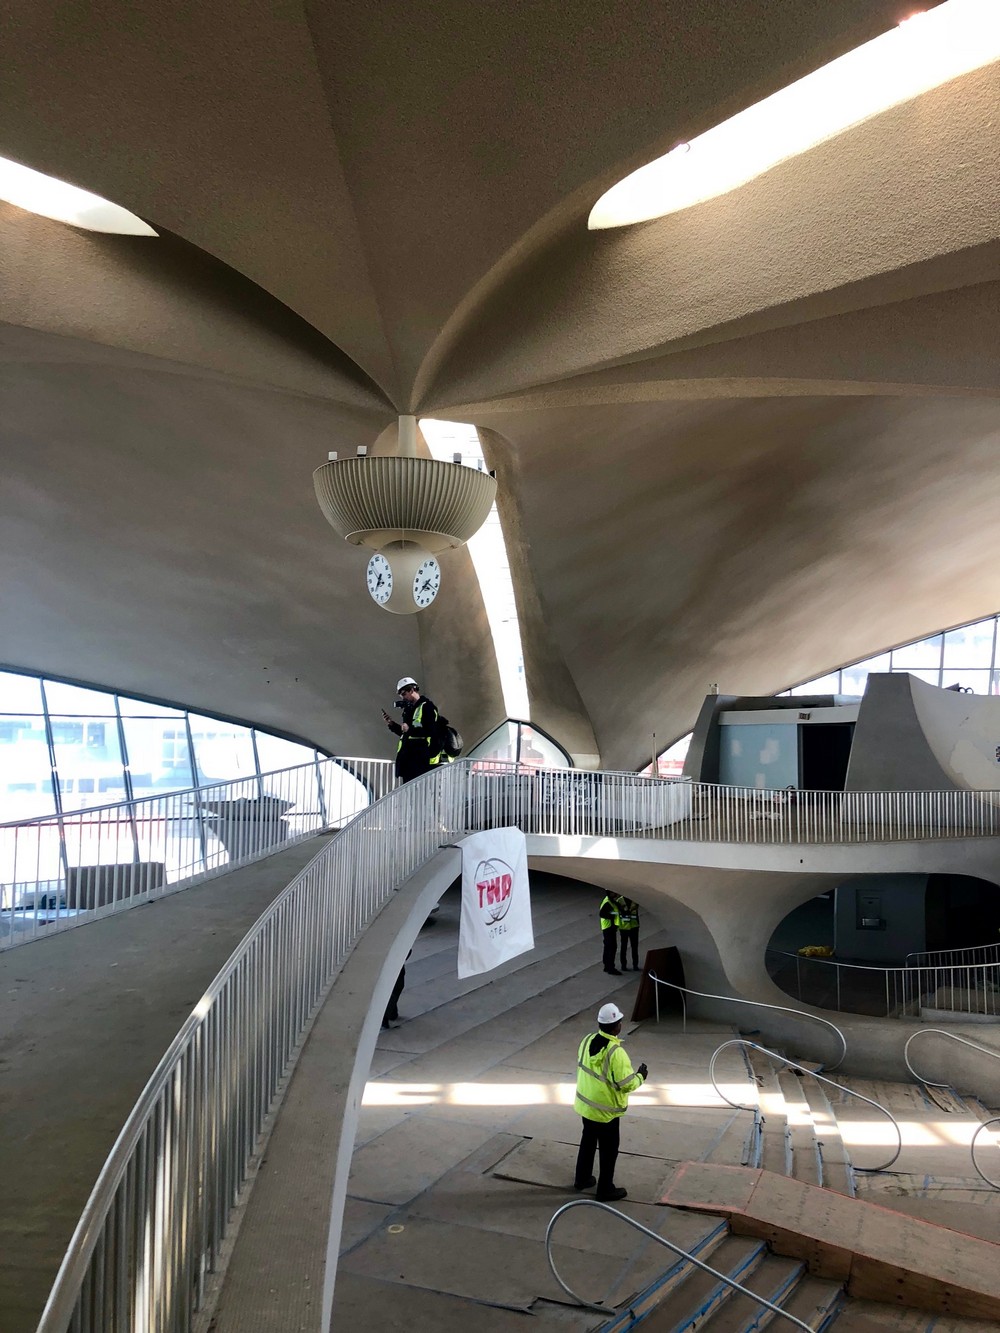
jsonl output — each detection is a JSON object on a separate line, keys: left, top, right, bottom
{"left": 0, "top": 668, "right": 335, "bottom": 824}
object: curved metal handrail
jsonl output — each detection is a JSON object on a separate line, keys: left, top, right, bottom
{"left": 904, "top": 1027, "right": 1000, "bottom": 1089}
{"left": 971, "top": 1118, "right": 1000, "bottom": 1191}
{"left": 648, "top": 970, "right": 847, "bottom": 1071}
{"left": 545, "top": 1199, "right": 813, "bottom": 1329}
{"left": 710, "top": 1039, "right": 901, "bottom": 1172}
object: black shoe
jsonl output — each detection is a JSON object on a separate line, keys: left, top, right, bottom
{"left": 573, "top": 1175, "right": 596, "bottom": 1191}
{"left": 596, "top": 1186, "right": 628, "bottom": 1202}
{"left": 604, "top": 967, "right": 622, "bottom": 976}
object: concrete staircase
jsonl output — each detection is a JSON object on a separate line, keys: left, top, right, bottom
{"left": 604, "top": 1026, "right": 1000, "bottom": 1331}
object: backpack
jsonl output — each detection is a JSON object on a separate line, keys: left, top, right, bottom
{"left": 437, "top": 715, "right": 464, "bottom": 757}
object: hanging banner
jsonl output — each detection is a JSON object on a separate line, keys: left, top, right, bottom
{"left": 457, "top": 826, "right": 533, "bottom": 979}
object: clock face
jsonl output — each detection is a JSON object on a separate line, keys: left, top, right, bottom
{"left": 412, "top": 556, "right": 441, "bottom": 608}
{"left": 366, "top": 552, "right": 392, "bottom": 605}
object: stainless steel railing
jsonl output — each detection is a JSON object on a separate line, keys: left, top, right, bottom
{"left": 906, "top": 940, "right": 1000, "bottom": 969}
{"left": 545, "top": 1199, "right": 814, "bottom": 1329}
{"left": 0, "top": 757, "right": 395, "bottom": 950}
{"left": 904, "top": 1029, "right": 1000, "bottom": 1191}
{"left": 970, "top": 1119, "right": 1000, "bottom": 1190}
{"left": 648, "top": 970, "right": 847, "bottom": 1070}
{"left": 35, "top": 760, "right": 463, "bottom": 1333}
{"left": 711, "top": 1039, "right": 901, "bottom": 1171}
{"left": 768, "top": 948, "right": 1000, "bottom": 1021}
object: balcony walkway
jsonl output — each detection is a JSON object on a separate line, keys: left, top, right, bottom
{"left": 0, "top": 835, "right": 330, "bottom": 1333}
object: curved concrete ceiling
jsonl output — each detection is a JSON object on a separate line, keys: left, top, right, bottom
{"left": 2, "top": 0, "right": 997, "bottom": 767}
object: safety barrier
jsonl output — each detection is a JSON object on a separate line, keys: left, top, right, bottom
{"left": 648, "top": 970, "right": 847, "bottom": 1070}
{"left": 545, "top": 1199, "right": 814, "bottom": 1329}
{"left": 710, "top": 1039, "right": 901, "bottom": 1171}
{"left": 0, "top": 757, "right": 394, "bottom": 950}
{"left": 904, "top": 1029, "right": 1000, "bottom": 1191}
{"left": 768, "top": 948, "right": 1000, "bottom": 1021}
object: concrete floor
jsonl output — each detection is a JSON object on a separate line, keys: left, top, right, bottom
{"left": 0, "top": 836, "right": 330, "bottom": 1333}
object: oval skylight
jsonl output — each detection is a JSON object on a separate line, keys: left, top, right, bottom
{"left": 590, "top": 0, "right": 1000, "bottom": 229}
{"left": 0, "top": 154, "right": 156, "bottom": 235}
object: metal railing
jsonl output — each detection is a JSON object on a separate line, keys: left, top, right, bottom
{"left": 36, "top": 760, "right": 463, "bottom": 1333}
{"left": 0, "top": 757, "right": 395, "bottom": 951}
{"left": 904, "top": 1030, "right": 1000, "bottom": 1190}
{"left": 648, "top": 970, "right": 847, "bottom": 1070}
{"left": 711, "top": 1039, "right": 901, "bottom": 1171}
{"left": 767, "top": 948, "right": 1000, "bottom": 1021}
{"left": 545, "top": 1199, "right": 814, "bottom": 1329}
{"left": 906, "top": 940, "right": 1000, "bottom": 970}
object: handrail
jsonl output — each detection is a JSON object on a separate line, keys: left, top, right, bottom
{"left": 770, "top": 947, "right": 1000, "bottom": 978}
{"left": 905, "top": 940, "right": 1000, "bottom": 968}
{"left": 648, "top": 970, "right": 847, "bottom": 1071}
{"left": 903, "top": 1028, "right": 1000, "bottom": 1089}
{"left": 710, "top": 1039, "right": 902, "bottom": 1171}
{"left": 970, "top": 1119, "right": 1000, "bottom": 1190}
{"left": 545, "top": 1199, "right": 813, "bottom": 1329}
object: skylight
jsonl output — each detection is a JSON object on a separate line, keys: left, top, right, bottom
{"left": 0, "top": 154, "right": 157, "bottom": 235}
{"left": 419, "top": 420, "right": 529, "bottom": 718}
{"left": 590, "top": 0, "right": 1000, "bottom": 229}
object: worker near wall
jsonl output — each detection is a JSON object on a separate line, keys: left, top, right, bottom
{"left": 573, "top": 1002, "right": 648, "bottom": 1201}
{"left": 382, "top": 677, "right": 448, "bottom": 783}
{"left": 618, "top": 897, "right": 640, "bottom": 972}
{"left": 599, "top": 892, "right": 625, "bottom": 975}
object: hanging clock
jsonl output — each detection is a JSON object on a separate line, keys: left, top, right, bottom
{"left": 412, "top": 556, "right": 441, "bottom": 609}
{"left": 366, "top": 551, "right": 392, "bottom": 606}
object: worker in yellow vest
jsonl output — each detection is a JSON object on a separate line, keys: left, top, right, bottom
{"left": 573, "top": 1002, "right": 648, "bottom": 1201}
{"left": 618, "top": 897, "right": 640, "bottom": 972}
{"left": 599, "top": 893, "right": 626, "bottom": 975}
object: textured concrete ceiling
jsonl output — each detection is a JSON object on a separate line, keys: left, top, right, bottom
{"left": 2, "top": 0, "right": 998, "bottom": 766}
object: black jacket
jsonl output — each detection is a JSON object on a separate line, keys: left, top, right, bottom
{"left": 388, "top": 694, "right": 442, "bottom": 781}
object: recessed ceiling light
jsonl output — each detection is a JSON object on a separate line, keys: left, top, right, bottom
{"left": 0, "top": 154, "right": 156, "bottom": 235}
{"left": 589, "top": 0, "right": 1000, "bottom": 229}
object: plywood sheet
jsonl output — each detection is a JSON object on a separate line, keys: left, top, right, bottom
{"left": 492, "top": 1137, "right": 677, "bottom": 1204}
{"left": 662, "top": 1162, "right": 1000, "bottom": 1319}
{"left": 339, "top": 1198, "right": 397, "bottom": 1254}
{"left": 347, "top": 1117, "right": 495, "bottom": 1205}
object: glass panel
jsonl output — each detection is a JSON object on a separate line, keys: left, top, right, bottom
{"left": 117, "top": 694, "right": 186, "bottom": 718}
{"left": 467, "top": 721, "right": 519, "bottom": 769}
{"left": 0, "top": 671, "right": 44, "bottom": 712}
{"left": 852, "top": 651, "right": 890, "bottom": 675}
{"left": 49, "top": 714, "right": 126, "bottom": 811}
{"left": 906, "top": 668, "right": 941, "bottom": 687}
{"left": 517, "top": 725, "right": 570, "bottom": 769}
{"left": 43, "top": 680, "right": 117, "bottom": 714}
{"left": 0, "top": 715, "right": 55, "bottom": 820}
{"left": 840, "top": 665, "right": 872, "bottom": 696}
{"left": 121, "top": 717, "right": 195, "bottom": 799}
{"left": 640, "top": 733, "right": 691, "bottom": 778}
{"left": 890, "top": 635, "right": 942, "bottom": 671}
{"left": 318, "top": 760, "right": 370, "bottom": 825}
{"left": 940, "top": 670, "right": 991, "bottom": 694}
{"left": 943, "top": 620, "right": 995, "bottom": 668}
{"left": 254, "top": 732, "right": 316, "bottom": 774}
{"left": 189, "top": 716, "right": 257, "bottom": 784}
{"left": 790, "top": 672, "right": 840, "bottom": 695}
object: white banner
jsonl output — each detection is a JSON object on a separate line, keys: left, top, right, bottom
{"left": 457, "top": 826, "right": 533, "bottom": 979}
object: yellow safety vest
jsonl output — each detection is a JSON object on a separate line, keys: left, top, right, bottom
{"left": 599, "top": 895, "right": 620, "bottom": 931}
{"left": 574, "top": 1031, "right": 645, "bottom": 1122}
{"left": 619, "top": 904, "right": 639, "bottom": 931}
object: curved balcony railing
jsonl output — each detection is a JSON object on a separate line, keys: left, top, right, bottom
{"left": 906, "top": 940, "right": 1000, "bottom": 969}
{"left": 768, "top": 948, "right": 1000, "bottom": 1022}
{"left": 545, "top": 1199, "right": 814, "bottom": 1329}
{"left": 0, "top": 757, "right": 395, "bottom": 951}
{"left": 711, "top": 1039, "right": 901, "bottom": 1171}
{"left": 648, "top": 970, "right": 847, "bottom": 1070}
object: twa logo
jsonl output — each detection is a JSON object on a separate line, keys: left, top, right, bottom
{"left": 475, "top": 858, "right": 515, "bottom": 924}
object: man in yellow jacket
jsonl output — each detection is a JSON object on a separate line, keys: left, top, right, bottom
{"left": 573, "top": 1002, "right": 648, "bottom": 1201}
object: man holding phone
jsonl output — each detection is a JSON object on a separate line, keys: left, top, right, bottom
{"left": 382, "top": 676, "right": 448, "bottom": 783}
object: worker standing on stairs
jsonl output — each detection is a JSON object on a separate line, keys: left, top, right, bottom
{"left": 573, "top": 1002, "right": 648, "bottom": 1202}
{"left": 618, "top": 897, "right": 640, "bottom": 972}
{"left": 599, "top": 892, "right": 625, "bottom": 975}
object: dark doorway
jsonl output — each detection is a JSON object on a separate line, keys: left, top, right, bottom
{"left": 799, "top": 723, "right": 853, "bottom": 791}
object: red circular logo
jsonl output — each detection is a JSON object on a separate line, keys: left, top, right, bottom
{"left": 475, "top": 858, "right": 515, "bottom": 924}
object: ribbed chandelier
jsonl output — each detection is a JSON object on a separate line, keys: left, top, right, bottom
{"left": 313, "top": 416, "right": 497, "bottom": 614}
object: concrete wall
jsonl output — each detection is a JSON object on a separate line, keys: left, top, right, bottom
{"left": 846, "top": 674, "right": 956, "bottom": 792}
{"left": 910, "top": 676, "right": 1000, "bottom": 792}
{"left": 834, "top": 873, "right": 928, "bottom": 963}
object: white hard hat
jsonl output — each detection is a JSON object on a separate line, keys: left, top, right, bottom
{"left": 598, "top": 1003, "right": 624, "bottom": 1026}
{"left": 396, "top": 677, "right": 418, "bottom": 692}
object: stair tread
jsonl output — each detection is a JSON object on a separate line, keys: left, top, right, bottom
{"left": 780, "top": 1274, "right": 844, "bottom": 1328}
{"left": 642, "top": 1236, "right": 766, "bottom": 1331}
{"left": 699, "top": 1253, "right": 803, "bottom": 1331}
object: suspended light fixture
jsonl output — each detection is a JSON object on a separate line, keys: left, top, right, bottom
{"left": 0, "top": 153, "right": 157, "bottom": 235}
{"left": 313, "top": 416, "right": 497, "bottom": 614}
{"left": 589, "top": 0, "right": 1000, "bottom": 229}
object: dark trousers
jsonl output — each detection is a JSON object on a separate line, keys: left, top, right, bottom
{"left": 575, "top": 1115, "right": 620, "bottom": 1195}
{"left": 383, "top": 966, "right": 405, "bottom": 1024}
{"left": 619, "top": 929, "right": 639, "bottom": 970}
{"left": 602, "top": 927, "right": 618, "bottom": 971}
